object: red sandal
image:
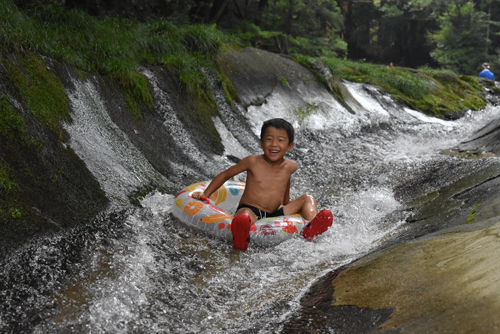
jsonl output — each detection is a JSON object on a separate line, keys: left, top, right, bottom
{"left": 301, "top": 209, "right": 333, "bottom": 241}
{"left": 231, "top": 213, "right": 251, "bottom": 250}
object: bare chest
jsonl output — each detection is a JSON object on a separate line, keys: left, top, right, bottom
{"left": 247, "top": 163, "right": 291, "bottom": 189}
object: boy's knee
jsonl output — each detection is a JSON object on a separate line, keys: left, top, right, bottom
{"left": 302, "top": 194, "right": 316, "bottom": 205}
{"left": 236, "top": 208, "right": 257, "bottom": 222}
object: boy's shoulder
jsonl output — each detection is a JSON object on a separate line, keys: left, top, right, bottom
{"left": 285, "top": 158, "right": 297, "bottom": 169}
{"left": 241, "top": 154, "right": 262, "bottom": 162}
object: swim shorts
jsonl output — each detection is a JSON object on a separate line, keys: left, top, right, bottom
{"left": 236, "top": 204, "right": 284, "bottom": 220}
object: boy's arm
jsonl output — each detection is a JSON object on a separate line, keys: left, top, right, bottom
{"left": 282, "top": 160, "right": 297, "bottom": 205}
{"left": 282, "top": 178, "right": 291, "bottom": 205}
{"left": 191, "top": 157, "right": 251, "bottom": 200}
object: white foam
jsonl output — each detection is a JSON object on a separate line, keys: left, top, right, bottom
{"left": 212, "top": 116, "right": 250, "bottom": 159}
{"left": 63, "top": 75, "right": 168, "bottom": 204}
{"left": 405, "top": 107, "right": 454, "bottom": 128}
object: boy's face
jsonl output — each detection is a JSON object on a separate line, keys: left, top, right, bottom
{"left": 260, "top": 126, "right": 294, "bottom": 162}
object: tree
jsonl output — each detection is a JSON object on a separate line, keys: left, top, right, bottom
{"left": 373, "top": 0, "right": 439, "bottom": 67}
{"left": 341, "top": 0, "right": 441, "bottom": 67}
{"left": 430, "top": 1, "right": 488, "bottom": 74}
{"left": 224, "top": 0, "right": 347, "bottom": 56}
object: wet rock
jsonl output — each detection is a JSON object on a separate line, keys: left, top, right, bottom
{"left": 459, "top": 116, "right": 500, "bottom": 155}
{"left": 330, "top": 215, "right": 500, "bottom": 333}
{"left": 286, "top": 158, "right": 500, "bottom": 333}
{"left": 217, "top": 47, "right": 329, "bottom": 110}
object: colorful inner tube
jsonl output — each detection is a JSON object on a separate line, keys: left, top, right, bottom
{"left": 172, "top": 180, "right": 309, "bottom": 246}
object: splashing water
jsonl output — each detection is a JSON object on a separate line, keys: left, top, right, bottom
{"left": 1, "top": 72, "right": 499, "bottom": 334}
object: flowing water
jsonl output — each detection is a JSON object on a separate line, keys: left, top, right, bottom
{"left": 1, "top": 70, "right": 499, "bottom": 333}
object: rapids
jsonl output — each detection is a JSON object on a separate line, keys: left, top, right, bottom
{"left": 1, "top": 67, "right": 499, "bottom": 333}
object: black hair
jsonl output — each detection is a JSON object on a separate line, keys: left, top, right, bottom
{"left": 260, "top": 118, "right": 294, "bottom": 143}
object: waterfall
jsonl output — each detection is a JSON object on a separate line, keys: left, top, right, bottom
{"left": 62, "top": 71, "right": 170, "bottom": 205}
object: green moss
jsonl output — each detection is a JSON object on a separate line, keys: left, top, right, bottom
{"left": 411, "top": 70, "right": 486, "bottom": 117}
{"left": 466, "top": 204, "right": 481, "bottom": 224}
{"left": 4, "top": 53, "right": 70, "bottom": 131}
{"left": 128, "top": 182, "right": 161, "bottom": 206}
{"left": 74, "top": 68, "right": 88, "bottom": 81}
{"left": 459, "top": 75, "right": 483, "bottom": 90}
{"left": 302, "top": 56, "right": 488, "bottom": 118}
{"left": 280, "top": 76, "right": 289, "bottom": 86}
{"left": 0, "top": 95, "right": 25, "bottom": 141}
{"left": 124, "top": 89, "right": 142, "bottom": 120}
{"left": 0, "top": 165, "right": 19, "bottom": 194}
{"left": 217, "top": 71, "right": 240, "bottom": 107}
{"left": 292, "top": 54, "right": 350, "bottom": 111}
{"left": 189, "top": 86, "right": 222, "bottom": 148}
{"left": 441, "top": 148, "right": 495, "bottom": 159}
{"left": 0, "top": 159, "right": 23, "bottom": 220}
{"left": 295, "top": 103, "right": 316, "bottom": 123}
{"left": 116, "top": 69, "right": 153, "bottom": 120}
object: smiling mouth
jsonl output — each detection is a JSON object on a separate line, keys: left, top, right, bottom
{"left": 270, "top": 150, "right": 280, "bottom": 155}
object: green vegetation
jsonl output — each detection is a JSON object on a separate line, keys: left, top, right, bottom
{"left": 0, "top": 160, "right": 22, "bottom": 220}
{"left": 466, "top": 204, "right": 481, "bottom": 224}
{"left": 441, "top": 148, "right": 495, "bottom": 160}
{"left": 6, "top": 0, "right": 500, "bottom": 78}
{"left": 190, "top": 87, "right": 223, "bottom": 148}
{"left": 4, "top": 53, "right": 70, "bottom": 131}
{"left": 0, "top": 0, "right": 237, "bottom": 118}
{"left": 0, "top": 165, "right": 18, "bottom": 194}
{"left": 236, "top": 20, "right": 345, "bottom": 58}
{"left": 217, "top": 71, "right": 240, "bottom": 107}
{"left": 429, "top": 2, "right": 487, "bottom": 76}
{"left": 0, "top": 95, "right": 25, "bottom": 140}
{"left": 296, "top": 55, "right": 487, "bottom": 117}
{"left": 344, "top": 0, "right": 500, "bottom": 74}
{"left": 295, "top": 103, "right": 317, "bottom": 123}
{"left": 0, "top": 0, "right": 493, "bottom": 122}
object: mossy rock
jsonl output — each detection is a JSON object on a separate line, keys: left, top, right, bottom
{"left": 431, "top": 71, "right": 459, "bottom": 83}
{"left": 0, "top": 95, "right": 26, "bottom": 141}
{"left": 0, "top": 53, "right": 109, "bottom": 257}
{"left": 3, "top": 52, "right": 70, "bottom": 132}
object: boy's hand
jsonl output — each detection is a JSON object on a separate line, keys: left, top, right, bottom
{"left": 191, "top": 191, "right": 204, "bottom": 200}
{"left": 191, "top": 191, "right": 211, "bottom": 204}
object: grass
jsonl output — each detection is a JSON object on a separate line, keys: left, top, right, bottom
{"left": 0, "top": 0, "right": 489, "bottom": 120}
{"left": 0, "top": 0, "right": 237, "bottom": 117}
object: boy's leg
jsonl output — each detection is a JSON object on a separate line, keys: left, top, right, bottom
{"left": 283, "top": 195, "right": 333, "bottom": 241}
{"left": 282, "top": 194, "right": 318, "bottom": 221}
{"left": 301, "top": 209, "right": 333, "bottom": 241}
{"left": 231, "top": 208, "right": 257, "bottom": 251}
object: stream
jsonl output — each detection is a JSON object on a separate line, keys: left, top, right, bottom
{"left": 1, "top": 70, "right": 499, "bottom": 333}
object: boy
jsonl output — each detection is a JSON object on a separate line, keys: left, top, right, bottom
{"left": 192, "top": 118, "right": 332, "bottom": 250}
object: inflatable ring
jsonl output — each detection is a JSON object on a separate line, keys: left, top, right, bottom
{"left": 172, "top": 180, "right": 309, "bottom": 246}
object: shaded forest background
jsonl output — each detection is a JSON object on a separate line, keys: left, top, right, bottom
{"left": 12, "top": 0, "right": 500, "bottom": 76}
